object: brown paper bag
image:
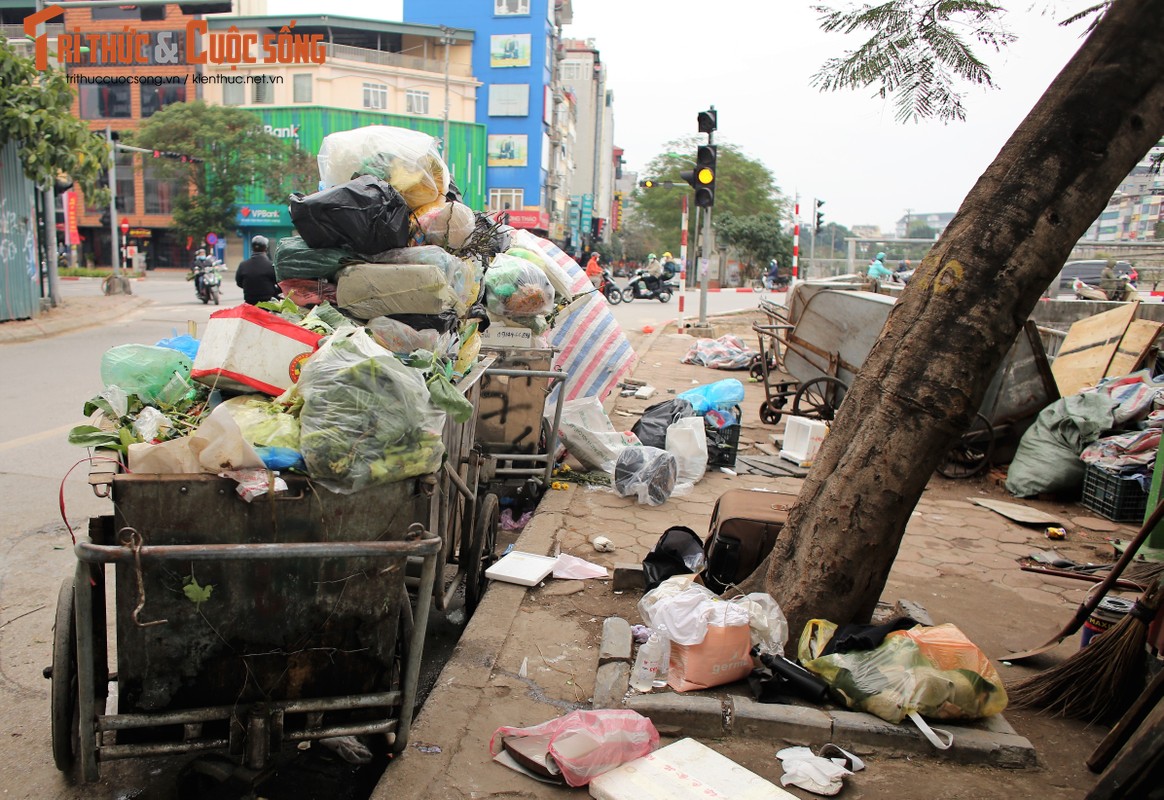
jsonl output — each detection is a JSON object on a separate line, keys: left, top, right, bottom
{"left": 667, "top": 623, "right": 753, "bottom": 692}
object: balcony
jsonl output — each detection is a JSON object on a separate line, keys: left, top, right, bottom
{"left": 323, "top": 43, "right": 472, "bottom": 77}
{"left": 1, "top": 23, "right": 65, "bottom": 50}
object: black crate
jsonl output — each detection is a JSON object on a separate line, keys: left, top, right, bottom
{"left": 705, "top": 421, "right": 740, "bottom": 469}
{"left": 1081, "top": 464, "right": 1148, "bottom": 523}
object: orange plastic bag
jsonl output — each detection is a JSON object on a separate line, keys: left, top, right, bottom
{"left": 667, "top": 623, "right": 753, "bottom": 692}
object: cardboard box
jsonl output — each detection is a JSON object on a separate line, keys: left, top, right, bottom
{"left": 191, "top": 304, "right": 322, "bottom": 395}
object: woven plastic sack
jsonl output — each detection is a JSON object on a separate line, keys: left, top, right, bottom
{"left": 799, "top": 621, "right": 1008, "bottom": 724}
{"left": 316, "top": 125, "right": 449, "bottom": 210}
{"left": 273, "top": 234, "right": 354, "bottom": 282}
{"left": 369, "top": 245, "right": 476, "bottom": 310}
{"left": 489, "top": 710, "right": 659, "bottom": 787}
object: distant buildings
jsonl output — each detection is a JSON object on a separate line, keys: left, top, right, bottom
{"left": 894, "top": 211, "right": 954, "bottom": 239}
{"left": 1085, "top": 139, "right": 1164, "bottom": 242}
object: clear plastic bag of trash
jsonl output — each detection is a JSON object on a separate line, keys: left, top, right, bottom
{"left": 100, "top": 344, "right": 193, "bottom": 406}
{"left": 484, "top": 252, "right": 556, "bottom": 319}
{"left": 614, "top": 446, "right": 678, "bottom": 506}
{"left": 414, "top": 199, "right": 476, "bottom": 250}
{"left": 316, "top": 125, "right": 449, "bottom": 210}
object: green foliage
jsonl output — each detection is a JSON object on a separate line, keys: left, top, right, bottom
{"left": 714, "top": 212, "right": 792, "bottom": 275}
{"left": 811, "top": 1, "right": 1016, "bottom": 122}
{"left": 131, "top": 101, "right": 293, "bottom": 241}
{"left": 182, "top": 575, "right": 214, "bottom": 608}
{"left": 630, "top": 138, "right": 787, "bottom": 256}
{"left": 0, "top": 35, "right": 108, "bottom": 196}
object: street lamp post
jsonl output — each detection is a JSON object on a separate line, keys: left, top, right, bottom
{"left": 440, "top": 26, "right": 453, "bottom": 158}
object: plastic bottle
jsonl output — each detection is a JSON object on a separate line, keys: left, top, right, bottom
{"left": 629, "top": 632, "right": 665, "bottom": 692}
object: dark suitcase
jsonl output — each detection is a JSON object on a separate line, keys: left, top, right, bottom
{"left": 703, "top": 489, "right": 797, "bottom": 595}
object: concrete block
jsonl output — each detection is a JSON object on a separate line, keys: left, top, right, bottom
{"left": 685, "top": 323, "right": 717, "bottom": 339}
{"left": 732, "top": 697, "right": 833, "bottom": 745}
{"left": 599, "top": 617, "right": 632, "bottom": 665}
{"left": 829, "top": 710, "right": 932, "bottom": 753}
{"left": 612, "top": 563, "right": 644, "bottom": 592}
{"left": 893, "top": 598, "right": 936, "bottom": 626}
{"left": 828, "top": 710, "right": 1037, "bottom": 767}
{"left": 977, "top": 713, "right": 1018, "bottom": 737}
{"left": 593, "top": 662, "right": 630, "bottom": 709}
{"left": 936, "top": 726, "right": 1037, "bottom": 768}
{"left": 625, "top": 693, "right": 725, "bottom": 738}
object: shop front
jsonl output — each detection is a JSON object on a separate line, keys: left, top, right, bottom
{"left": 234, "top": 203, "right": 294, "bottom": 260}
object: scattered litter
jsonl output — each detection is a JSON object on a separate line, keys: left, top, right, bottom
{"left": 319, "top": 735, "right": 373, "bottom": 764}
{"left": 590, "top": 737, "right": 790, "bottom": 798}
{"left": 634, "top": 385, "right": 657, "bottom": 400}
{"left": 1045, "top": 526, "right": 1067, "bottom": 541}
{"left": 485, "top": 551, "right": 558, "bottom": 586}
{"left": 413, "top": 743, "right": 442, "bottom": 754}
{"left": 500, "top": 508, "right": 534, "bottom": 531}
{"left": 971, "top": 498, "right": 1063, "bottom": 526}
{"left": 630, "top": 624, "right": 652, "bottom": 644}
{"left": 680, "top": 334, "right": 758, "bottom": 370}
{"left": 720, "top": 467, "right": 737, "bottom": 476}
{"left": 776, "top": 744, "right": 864, "bottom": 796}
{"left": 553, "top": 554, "right": 608, "bottom": 580}
{"left": 222, "top": 468, "right": 288, "bottom": 502}
{"left": 518, "top": 657, "right": 528, "bottom": 678}
{"left": 592, "top": 536, "right": 615, "bottom": 553}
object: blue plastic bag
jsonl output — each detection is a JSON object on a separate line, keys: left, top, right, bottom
{"left": 677, "top": 379, "right": 745, "bottom": 414}
{"left": 155, "top": 334, "right": 200, "bottom": 361}
{"left": 255, "top": 446, "right": 305, "bottom": 471}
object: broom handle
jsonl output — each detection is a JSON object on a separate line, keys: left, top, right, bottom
{"left": 1059, "top": 495, "right": 1164, "bottom": 637}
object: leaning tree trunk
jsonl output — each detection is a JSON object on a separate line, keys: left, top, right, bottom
{"left": 760, "top": 0, "right": 1164, "bottom": 640}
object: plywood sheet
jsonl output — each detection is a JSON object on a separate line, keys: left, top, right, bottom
{"left": 1106, "top": 318, "right": 1163, "bottom": 378}
{"left": 972, "top": 498, "right": 1064, "bottom": 526}
{"left": 1051, "top": 302, "right": 1139, "bottom": 396}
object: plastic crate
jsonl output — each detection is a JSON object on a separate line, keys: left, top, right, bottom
{"left": 1081, "top": 464, "right": 1148, "bottom": 522}
{"left": 705, "top": 420, "right": 740, "bottom": 468}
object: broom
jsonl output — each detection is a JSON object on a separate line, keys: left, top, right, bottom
{"left": 1008, "top": 578, "right": 1162, "bottom": 722}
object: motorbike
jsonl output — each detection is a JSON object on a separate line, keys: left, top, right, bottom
{"left": 751, "top": 274, "right": 790, "bottom": 292}
{"left": 598, "top": 267, "right": 623, "bottom": 305}
{"left": 622, "top": 269, "right": 676, "bottom": 303}
{"left": 189, "top": 258, "right": 223, "bottom": 305}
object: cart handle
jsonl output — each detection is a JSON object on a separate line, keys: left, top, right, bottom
{"left": 75, "top": 534, "right": 441, "bottom": 564}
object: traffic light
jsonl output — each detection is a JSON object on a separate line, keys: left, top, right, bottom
{"left": 639, "top": 179, "right": 655, "bottom": 189}
{"left": 815, "top": 199, "right": 825, "bottom": 233}
{"left": 680, "top": 145, "right": 716, "bottom": 207}
{"left": 697, "top": 109, "right": 717, "bottom": 134}
{"left": 151, "top": 149, "right": 203, "bottom": 163}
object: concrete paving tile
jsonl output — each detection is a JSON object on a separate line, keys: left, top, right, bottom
{"left": 926, "top": 550, "right": 977, "bottom": 566}
{"left": 1010, "top": 586, "right": 1072, "bottom": 608}
{"left": 933, "top": 500, "right": 979, "bottom": 510}
{"left": 997, "top": 541, "right": 1040, "bottom": 557}
{"left": 999, "top": 570, "right": 1060, "bottom": 590}
{"left": 995, "top": 526, "right": 1038, "bottom": 544}
{"left": 935, "top": 563, "right": 986, "bottom": 578}
{"left": 887, "top": 561, "right": 942, "bottom": 580}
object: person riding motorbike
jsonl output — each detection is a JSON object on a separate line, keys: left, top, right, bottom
{"left": 1100, "top": 258, "right": 1135, "bottom": 301}
{"left": 644, "top": 252, "right": 664, "bottom": 293}
{"left": 235, "top": 235, "right": 280, "bottom": 305}
{"left": 866, "top": 252, "right": 894, "bottom": 280}
{"left": 585, "top": 252, "right": 602, "bottom": 288}
{"left": 764, "top": 259, "right": 780, "bottom": 290}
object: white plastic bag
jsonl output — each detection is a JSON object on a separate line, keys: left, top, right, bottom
{"left": 637, "top": 579, "right": 749, "bottom": 646}
{"left": 556, "top": 396, "right": 640, "bottom": 472}
{"left": 665, "top": 417, "right": 707, "bottom": 486}
{"left": 552, "top": 553, "right": 609, "bottom": 580}
{"left": 729, "top": 592, "right": 790, "bottom": 655}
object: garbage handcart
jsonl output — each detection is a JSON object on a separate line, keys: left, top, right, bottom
{"left": 50, "top": 357, "right": 500, "bottom": 783}
{"left": 751, "top": 288, "right": 1057, "bottom": 478}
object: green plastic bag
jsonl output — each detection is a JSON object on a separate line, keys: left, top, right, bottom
{"left": 273, "top": 234, "right": 355, "bottom": 281}
{"left": 100, "top": 344, "right": 193, "bottom": 405}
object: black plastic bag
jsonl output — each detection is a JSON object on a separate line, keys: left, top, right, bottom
{"left": 385, "top": 310, "right": 460, "bottom": 336}
{"left": 642, "top": 525, "right": 705, "bottom": 591}
{"left": 289, "top": 175, "right": 411, "bottom": 253}
{"left": 630, "top": 398, "right": 696, "bottom": 449}
{"left": 614, "top": 446, "right": 678, "bottom": 506}
{"left": 748, "top": 649, "right": 830, "bottom": 705}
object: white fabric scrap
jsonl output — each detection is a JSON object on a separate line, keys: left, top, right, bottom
{"left": 776, "top": 745, "right": 864, "bottom": 796}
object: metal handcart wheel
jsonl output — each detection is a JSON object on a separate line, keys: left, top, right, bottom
{"left": 792, "top": 376, "right": 848, "bottom": 421}
{"left": 50, "top": 578, "right": 79, "bottom": 773}
{"left": 759, "top": 399, "right": 786, "bottom": 426}
{"left": 937, "top": 413, "right": 996, "bottom": 479}
{"left": 466, "top": 493, "right": 500, "bottom": 614}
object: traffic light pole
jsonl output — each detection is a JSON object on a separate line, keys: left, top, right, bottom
{"left": 106, "top": 126, "right": 121, "bottom": 279}
{"left": 808, "top": 197, "right": 817, "bottom": 281}
{"left": 699, "top": 130, "right": 713, "bottom": 327}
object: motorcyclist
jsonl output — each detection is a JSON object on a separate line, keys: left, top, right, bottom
{"left": 866, "top": 252, "right": 894, "bottom": 281}
{"left": 189, "top": 248, "right": 210, "bottom": 293}
{"left": 235, "top": 235, "right": 280, "bottom": 305}
{"left": 765, "top": 259, "right": 780, "bottom": 289}
{"left": 585, "top": 252, "right": 602, "bottom": 288}
{"left": 644, "top": 252, "right": 663, "bottom": 293}
{"left": 1100, "top": 258, "right": 1134, "bottom": 301}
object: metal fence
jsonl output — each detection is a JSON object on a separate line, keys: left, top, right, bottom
{"left": 0, "top": 139, "right": 42, "bottom": 322}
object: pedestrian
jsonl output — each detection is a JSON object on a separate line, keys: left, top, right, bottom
{"left": 585, "top": 252, "right": 602, "bottom": 288}
{"left": 235, "top": 235, "right": 280, "bottom": 305}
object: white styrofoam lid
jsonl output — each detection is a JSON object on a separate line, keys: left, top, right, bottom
{"left": 484, "top": 551, "right": 558, "bottom": 586}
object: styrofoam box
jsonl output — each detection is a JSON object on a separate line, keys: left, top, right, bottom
{"left": 589, "top": 737, "right": 795, "bottom": 800}
{"left": 780, "top": 415, "right": 828, "bottom": 465}
{"left": 191, "top": 304, "right": 322, "bottom": 395}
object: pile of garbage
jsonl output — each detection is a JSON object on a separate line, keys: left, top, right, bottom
{"left": 68, "top": 125, "right": 580, "bottom": 496}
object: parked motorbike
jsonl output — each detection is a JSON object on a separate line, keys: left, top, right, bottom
{"left": 189, "top": 258, "right": 223, "bottom": 305}
{"left": 599, "top": 267, "right": 623, "bottom": 305}
{"left": 623, "top": 269, "right": 676, "bottom": 303}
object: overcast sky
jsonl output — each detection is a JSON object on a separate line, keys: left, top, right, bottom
{"left": 270, "top": 0, "right": 1089, "bottom": 232}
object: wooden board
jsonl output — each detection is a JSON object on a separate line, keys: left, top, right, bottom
{"left": 972, "top": 498, "right": 1063, "bottom": 526}
{"left": 1051, "top": 302, "right": 1139, "bottom": 396}
{"left": 1106, "top": 318, "right": 1163, "bottom": 378}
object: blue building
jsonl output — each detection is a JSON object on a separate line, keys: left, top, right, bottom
{"left": 403, "top": 0, "right": 571, "bottom": 237}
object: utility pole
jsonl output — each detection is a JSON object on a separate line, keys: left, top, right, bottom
{"left": 677, "top": 193, "right": 688, "bottom": 331}
{"left": 440, "top": 26, "right": 453, "bottom": 158}
{"left": 106, "top": 125, "right": 121, "bottom": 280}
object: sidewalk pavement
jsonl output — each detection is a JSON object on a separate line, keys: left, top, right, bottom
{"left": 0, "top": 292, "right": 150, "bottom": 345}
{"left": 376, "top": 319, "right": 1120, "bottom": 797}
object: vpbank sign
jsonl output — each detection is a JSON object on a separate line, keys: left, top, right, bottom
{"left": 236, "top": 204, "right": 290, "bottom": 228}
{"left": 264, "top": 124, "right": 300, "bottom": 143}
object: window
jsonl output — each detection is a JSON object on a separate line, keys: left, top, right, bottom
{"left": 494, "top": 0, "right": 530, "bottom": 15}
{"left": 488, "top": 84, "right": 529, "bottom": 117}
{"left": 363, "top": 82, "right": 388, "bottom": 111}
{"left": 140, "top": 84, "right": 186, "bottom": 117}
{"left": 405, "top": 89, "right": 429, "bottom": 115}
{"left": 489, "top": 188, "right": 523, "bottom": 212}
{"left": 253, "top": 80, "right": 274, "bottom": 104}
{"left": 560, "top": 60, "right": 586, "bottom": 81}
{"left": 142, "top": 159, "right": 187, "bottom": 215}
{"left": 223, "top": 80, "right": 245, "bottom": 106}
{"left": 293, "top": 74, "right": 313, "bottom": 103}
{"left": 91, "top": 5, "right": 138, "bottom": 19}
{"left": 78, "top": 83, "right": 131, "bottom": 119}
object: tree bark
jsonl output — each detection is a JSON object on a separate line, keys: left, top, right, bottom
{"left": 763, "top": 0, "right": 1164, "bottom": 641}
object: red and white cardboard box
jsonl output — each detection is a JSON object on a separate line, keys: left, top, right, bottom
{"left": 192, "top": 304, "right": 322, "bottom": 395}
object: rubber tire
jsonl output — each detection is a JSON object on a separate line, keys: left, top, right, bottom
{"left": 937, "top": 413, "right": 996, "bottom": 479}
{"left": 605, "top": 287, "right": 623, "bottom": 305}
{"left": 792, "top": 376, "right": 848, "bottom": 421}
{"left": 621, "top": 290, "right": 634, "bottom": 303}
{"left": 465, "top": 494, "right": 499, "bottom": 615}
{"left": 200, "top": 290, "right": 209, "bottom": 304}
{"left": 51, "top": 578, "right": 78, "bottom": 774}
{"left": 211, "top": 286, "right": 220, "bottom": 305}
{"left": 657, "top": 290, "right": 673, "bottom": 303}
{"left": 759, "top": 400, "right": 784, "bottom": 426}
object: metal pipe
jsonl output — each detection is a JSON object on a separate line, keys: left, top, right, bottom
{"left": 99, "top": 738, "right": 230, "bottom": 761}
{"left": 493, "top": 468, "right": 553, "bottom": 477}
{"left": 487, "top": 453, "right": 550, "bottom": 462}
{"left": 395, "top": 544, "right": 438, "bottom": 752}
{"left": 106, "top": 125, "right": 120, "bottom": 279}
{"left": 74, "top": 562, "right": 100, "bottom": 782}
{"left": 285, "top": 720, "right": 398, "bottom": 742}
{"left": 443, "top": 461, "right": 474, "bottom": 500}
{"left": 483, "top": 368, "right": 567, "bottom": 380}
{"left": 544, "top": 371, "right": 568, "bottom": 486}
{"left": 76, "top": 537, "right": 441, "bottom": 564}
{"left": 44, "top": 185, "right": 59, "bottom": 307}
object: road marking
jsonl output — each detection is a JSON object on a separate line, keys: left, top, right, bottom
{"left": 0, "top": 423, "right": 78, "bottom": 453}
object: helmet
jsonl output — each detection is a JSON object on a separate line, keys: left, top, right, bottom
{"left": 663, "top": 252, "right": 672, "bottom": 259}
{"left": 876, "top": 252, "right": 886, "bottom": 261}
{"left": 648, "top": 253, "right": 657, "bottom": 260}
{"left": 251, "top": 235, "right": 269, "bottom": 252}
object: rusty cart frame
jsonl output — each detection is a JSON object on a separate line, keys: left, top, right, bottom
{"left": 50, "top": 356, "right": 502, "bottom": 782}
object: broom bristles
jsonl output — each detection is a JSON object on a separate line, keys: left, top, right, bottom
{"left": 1008, "top": 580, "right": 1160, "bottom": 722}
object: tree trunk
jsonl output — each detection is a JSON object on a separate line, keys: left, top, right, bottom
{"left": 762, "top": 0, "right": 1164, "bottom": 641}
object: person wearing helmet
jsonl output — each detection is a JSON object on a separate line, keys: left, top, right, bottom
{"left": 236, "top": 235, "right": 280, "bottom": 305}
{"left": 866, "top": 252, "right": 894, "bottom": 280}
{"left": 644, "top": 252, "right": 664, "bottom": 293}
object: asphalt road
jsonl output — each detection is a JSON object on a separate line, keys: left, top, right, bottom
{"left": 0, "top": 268, "right": 762, "bottom": 799}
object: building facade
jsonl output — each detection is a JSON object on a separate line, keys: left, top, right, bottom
{"left": 402, "top": 0, "right": 575, "bottom": 241}
{"left": 1085, "top": 139, "right": 1164, "bottom": 242}
{"left": 560, "top": 38, "right": 614, "bottom": 253}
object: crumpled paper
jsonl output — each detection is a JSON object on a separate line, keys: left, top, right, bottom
{"left": 222, "top": 468, "right": 288, "bottom": 502}
{"left": 776, "top": 745, "right": 865, "bottom": 796}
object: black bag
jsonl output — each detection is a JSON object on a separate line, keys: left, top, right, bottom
{"left": 289, "top": 175, "right": 411, "bottom": 254}
{"left": 630, "top": 398, "right": 696, "bottom": 449}
{"left": 641, "top": 526, "right": 705, "bottom": 591}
